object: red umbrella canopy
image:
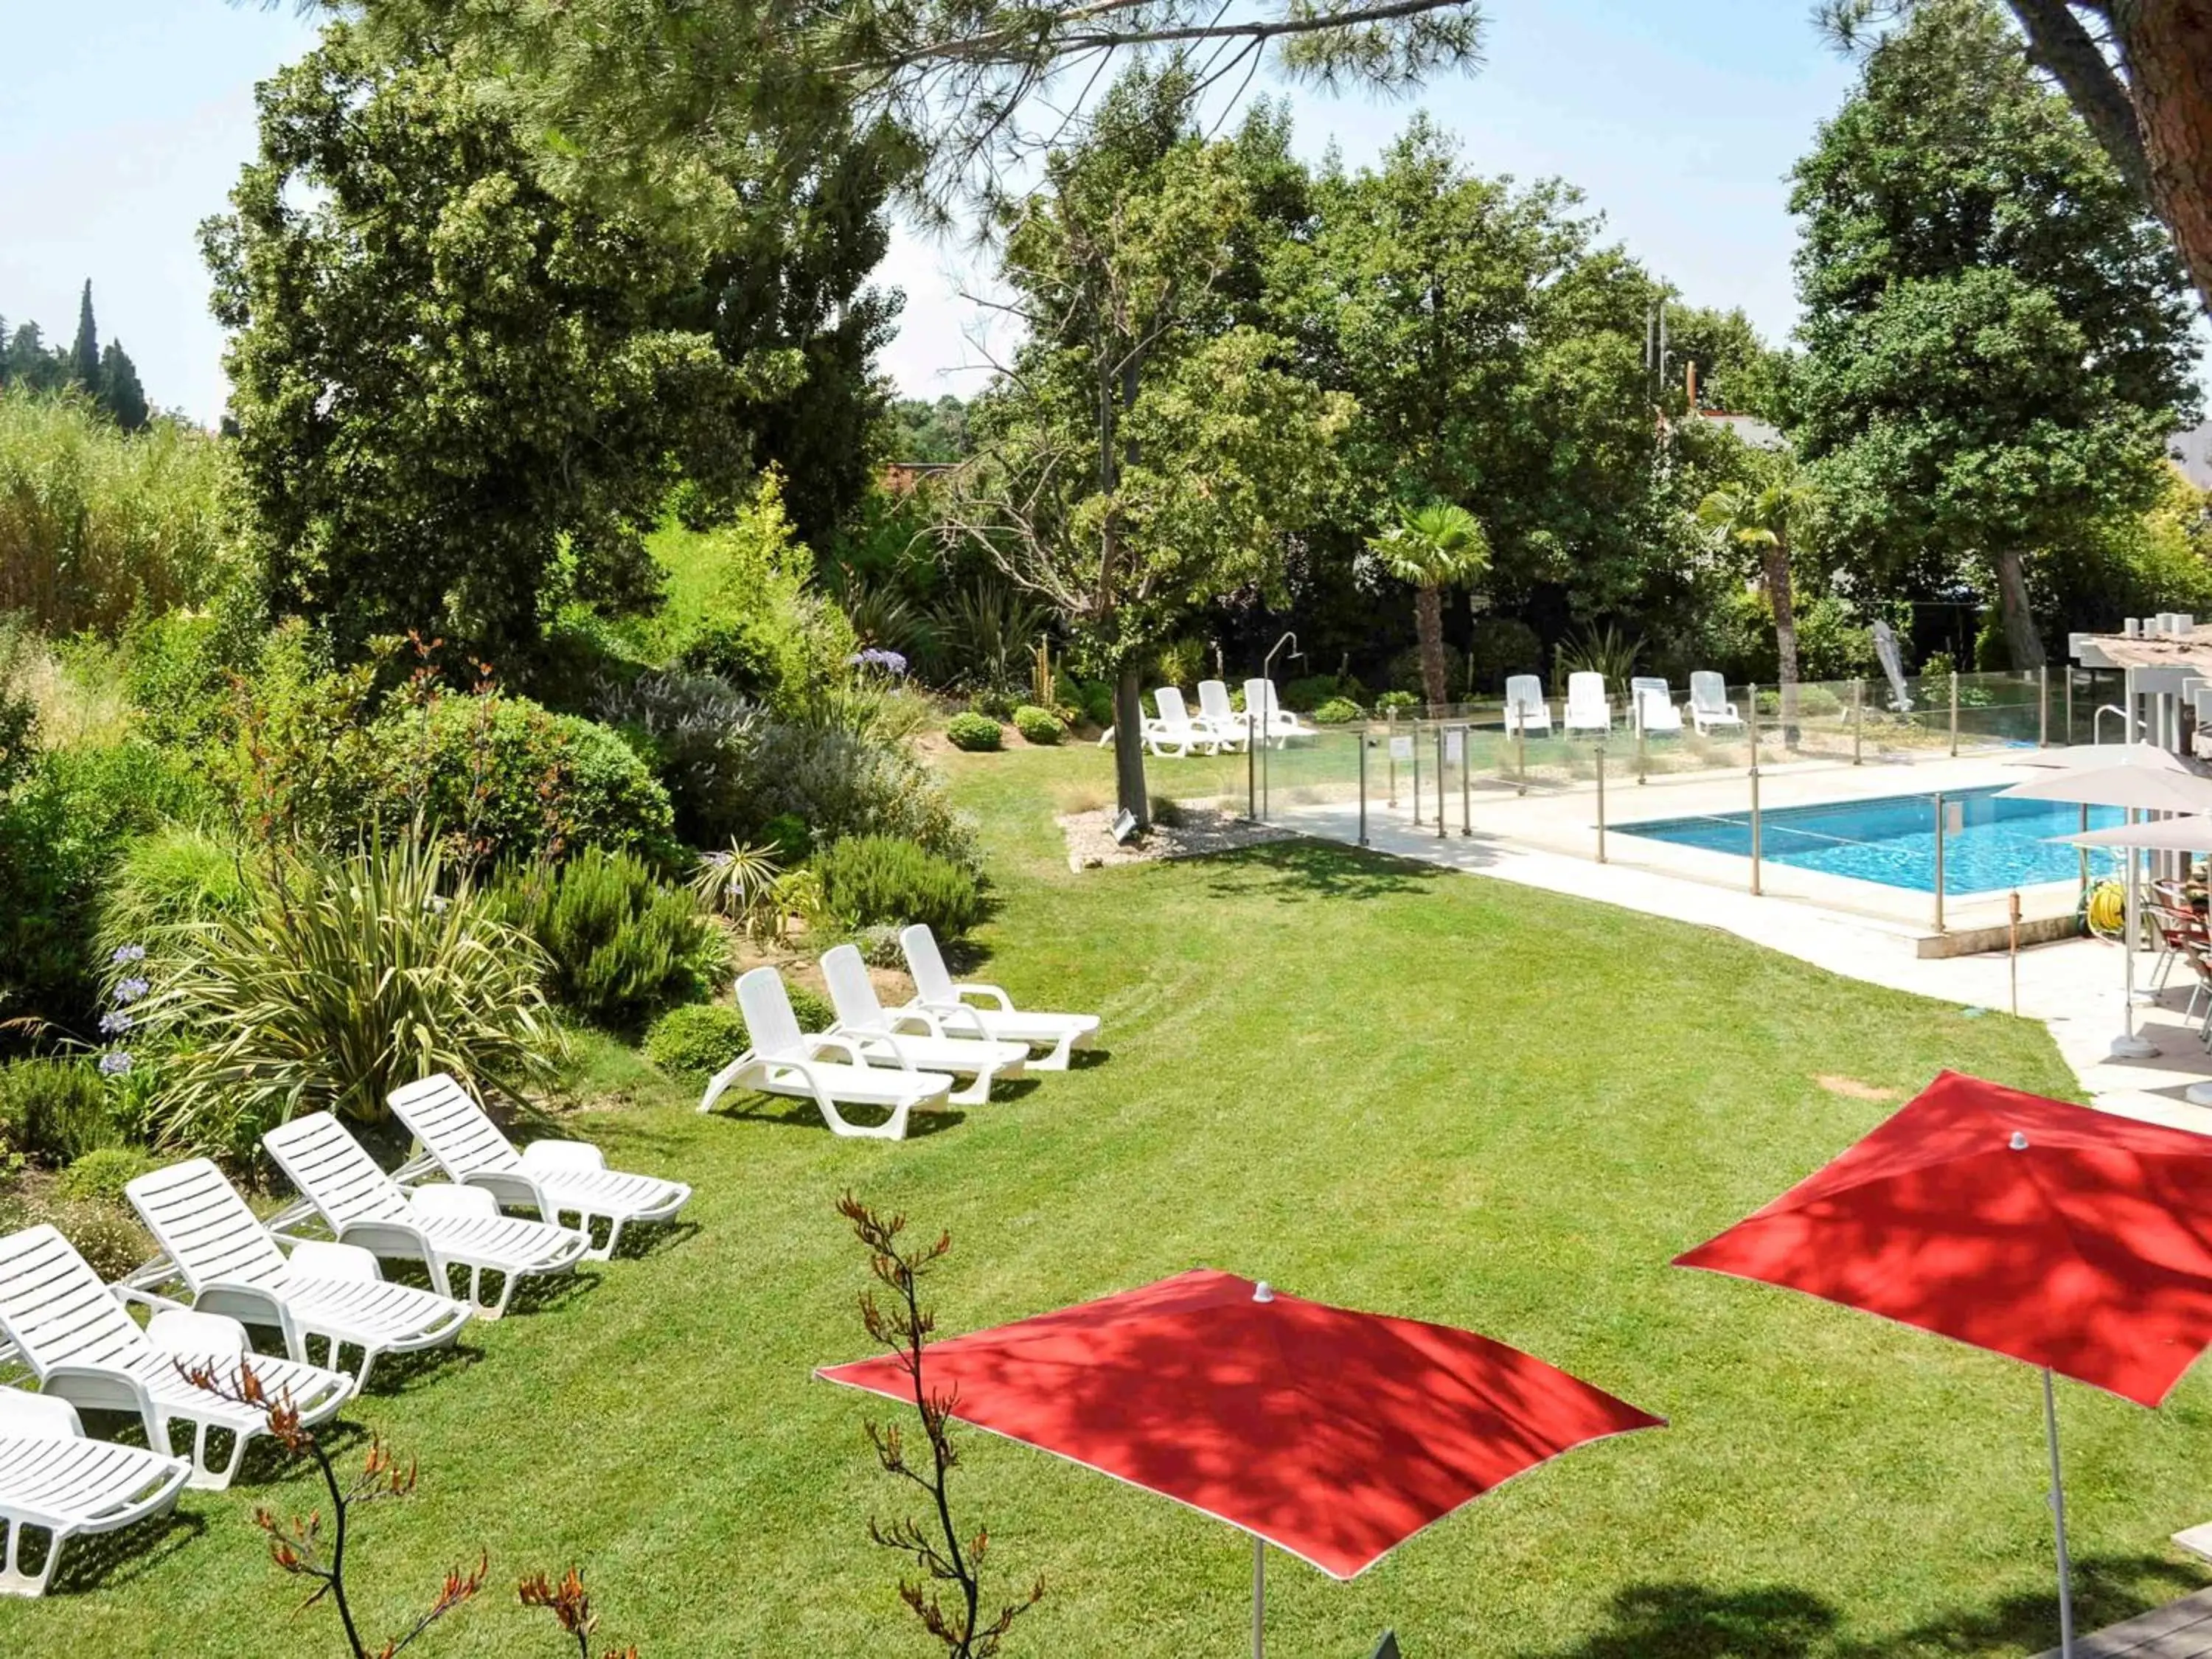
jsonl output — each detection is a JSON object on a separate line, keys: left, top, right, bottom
{"left": 1675, "top": 1071, "right": 2212, "bottom": 1407}
{"left": 818, "top": 1267, "right": 1662, "bottom": 1579}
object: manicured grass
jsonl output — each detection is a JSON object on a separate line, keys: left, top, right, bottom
{"left": 11, "top": 742, "right": 2209, "bottom": 1658}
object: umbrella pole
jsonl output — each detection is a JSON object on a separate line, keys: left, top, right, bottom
{"left": 2114, "top": 813, "right": 2158, "bottom": 1058}
{"left": 1253, "top": 1535, "right": 1265, "bottom": 1659}
{"left": 2044, "top": 1368, "right": 2076, "bottom": 1659}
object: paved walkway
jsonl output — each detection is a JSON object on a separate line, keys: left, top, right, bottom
{"left": 2031, "top": 1588, "right": 2212, "bottom": 1657}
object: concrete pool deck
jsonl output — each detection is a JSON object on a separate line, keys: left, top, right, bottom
{"left": 1273, "top": 752, "right": 2212, "bottom": 1132}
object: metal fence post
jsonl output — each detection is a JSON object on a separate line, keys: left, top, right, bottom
{"left": 1635, "top": 706, "right": 1648, "bottom": 785}
{"left": 1385, "top": 708, "right": 1398, "bottom": 807}
{"left": 1246, "top": 712, "right": 1257, "bottom": 821}
{"left": 1357, "top": 728, "right": 1370, "bottom": 847}
{"left": 2064, "top": 668, "right": 2073, "bottom": 745}
{"left": 1516, "top": 722, "right": 1528, "bottom": 797}
{"left": 1933, "top": 791, "right": 1947, "bottom": 934}
{"left": 2039, "top": 664, "right": 2050, "bottom": 748}
{"left": 1950, "top": 672, "right": 1960, "bottom": 757}
{"left": 1595, "top": 743, "right": 1607, "bottom": 863}
{"left": 1747, "top": 683, "right": 1760, "bottom": 771}
{"left": 1459, "top": 726, "right": 1472, "bottom": 836}
{"left": 1435, "top": 723, "right": 1447, "bottom": 840}
{"left": 1411, "top": 718, "right": 1423, "bottom": 827}
{"left": 1853, "top": 677, "right": 1865, "bottom": 766}
{"left": 1749, "top": 697, "right": 1763, "bottom": 897}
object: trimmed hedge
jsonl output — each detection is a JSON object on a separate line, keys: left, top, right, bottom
{"left": 1012, "top": 705, "right": 1063, "bottom": 745}
{"left": 945, "top": 712, "right": 1002, "bottom": 752}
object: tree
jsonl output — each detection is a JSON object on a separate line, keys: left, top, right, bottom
{"left": 1366, "top": 503, "right": 1491, "bottom": 707}
{"left": 206, "top": 20, "right": 894, "bottom": 664}
{"left": 1791, "top": 0, "right": 2197, "bottom": 667}
{"left": 69, "top": 281, "right": 98, "bottom": 395}
{"left": 98, "top": 341, "right": 148, "bottom": 431}
{"left": 1697, "top": 455, "right": 1813, "bottom": 727}
{"left": 939, "top": 72, "right": 1349, "bottom": 825}
{"left": 1826, "top": 1, "right": 2212, "bottom": 318}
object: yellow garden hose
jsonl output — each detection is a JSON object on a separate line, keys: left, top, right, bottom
{"left": 2086, "top": 878, "right": 2126, "bottom": 938}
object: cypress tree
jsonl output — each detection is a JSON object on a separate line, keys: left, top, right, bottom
{"left": 98, "top": 341, "right": 149, "bottom": 430}
{"left": 69, "top": 280, "right": 99, "bottom": 392}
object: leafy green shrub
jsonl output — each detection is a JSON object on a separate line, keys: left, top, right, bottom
{"left": 852, "top": 923, "right": 905, "bottom": 967}
{"left": 0, "top": 1058, "right": 119, "bottom": 1165}
{"left": 1467, "top": 618, "right": 1543, "bottom": 693}
{"left": 55, "top": 1146, "right": 158, "bottom": 1204}
{"left": 122, "top": 610, "right": 260, "bottom": 751}
{"left": 490, "top": 848, "right": 726, "bottom": 1031}
{"left": 945, "top": 712, "right": 1001, "bottom": 752}
{"left": 592, "top": 670, "right": 762, "bottom": 847}
{"left": 676, "top": 615, "right": 783, "bottom": 697}
{"left": 785, "top": 982, "right": 835, "bottom": 1033}
{"left": 761, "top": 813, "right": 812, "bottom": 861}
{"left": 1795, "top": 596, "right": 1878, "bottom": 681}
{"left": 643, "top": 1002, "right": 747, "bottom": 1080}
{"left": 1012, "top": 705, "right": 1062, "bottom": 745}
{"left": 375, "top": 695, "right": 678, "bottom": 866}
{"left": 1374, "top": 690, "right": 1418, "bottom": 715}
{"left": 1281, "top": 674, "right": 1361, "bottom": 712}
{"left": 1312, "top": 697, "right": 1364, "bottom": 725}
{"left": 1388, "top": 641, "right": 1464, "bottom": 698}
{"left": 967, "top": 687, "right": 1018, "bottom": 722}
{"left": 48, "top": 1198, "right": 150, "bottom": 1280}
{"left": 140, "top": 836, "right": 560, "bottom": 1155}
{"left": 1753, "top": 685, "right": 1846, "bottom": 718}
{"left": 815, "top": 835, "right": 986, "bottom": 939}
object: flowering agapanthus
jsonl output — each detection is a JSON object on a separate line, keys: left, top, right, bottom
{"left": 110, "top": 943, "right": 147, "bottom": 965}
{"left": 846, "top": 648, "right": 909, "bottom": 676}
{"left": 113, "top": 976, "right": 150, "bottom": 1005}
{"left": 98, "top": 1051, "right": 132, "bottom": 1077}
{"left": 99, "top": 1011, "right": 134, "bottom": 1035}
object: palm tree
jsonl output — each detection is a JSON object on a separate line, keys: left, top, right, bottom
{"left": 1367, "top": 503, "right": 1491, "bottom": 709}
{"left": 1697, "top": 470, "right": 1812, "bottom": 737}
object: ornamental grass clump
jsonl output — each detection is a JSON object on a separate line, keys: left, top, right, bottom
{"left": 139, "top": 835, "right": 559, "bottom": 1155}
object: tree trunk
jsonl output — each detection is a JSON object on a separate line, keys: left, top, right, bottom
{"left": 2115, "top": 0, "right": 2212, "bottom": 318}
{"left": 1413, "top": 583, "right": 1448, "bottom": 711}
{"left": 1763, "top": 542, "right": 1801, "bottom": 744}
{"left": 1992, "top": 545, "right": 2046, "bottom": 669}
{"left": 1113, "top": 663, "right": 1150, "bottom": 829}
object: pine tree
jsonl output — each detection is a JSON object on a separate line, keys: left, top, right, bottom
{"left": 69, "top": 280, "right": 99, "bottom": 393}
{"left": 98, "top": 341, "right": 149, "bottom": 430}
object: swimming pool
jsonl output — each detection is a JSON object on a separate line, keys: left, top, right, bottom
{"left": 1618, "top": 785, "right": 2124, "bottom": 894}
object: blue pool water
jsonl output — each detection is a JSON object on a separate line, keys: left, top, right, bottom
{"left": 1618, "top": 785, "right": 2124, "bottom": 894}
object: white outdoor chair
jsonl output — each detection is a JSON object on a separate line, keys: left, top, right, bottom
{"left": 261, "top": 1115, "right": 590, "bottom": 1320}
{"left": 1242, "top": 679, "right": 1315, "bottom": 745}
{"left": 819, "top": 945, "right": 1030, "bottom": 1108}
{"left": 1688, "top": 672, "right": 1744, "bottom": 734}
{"left": 1502, "top": 675, "right": 1551, "bottom": 737}
{"left": 1563, "top": 672, "right": 1612, "bottom": 737}
{"left": 126, "top": 1159, "right": 470, "bottom": 1390}
{"left": 699, "top": 967, "right": 955, "bottom": 1139}
{"left": 1148, "top": 686, "right": 1217, "bottom": 758}
{"left": 0, "top": 1388, "right": 189, "bottom": 1596}
{"left": 1630, "top": 676, "right": 1683, "bottom": 737}
{"left": 388, "top": 1074, "right": 692, "bottom": 1262}
{"left": 897, "top": 925, "right": 1101, "bottom": 1072}
{"left": 0, "top": 1226, "right": 352, "bottom": 1491}
{"left": 1196, "top": 680, "right": 1251, "bottom": 751}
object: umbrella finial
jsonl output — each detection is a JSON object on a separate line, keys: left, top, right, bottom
{"left": 1253, "top": 1281, "right": 1275, "bottom": 1303}
{"left": 2010, "top": 1131, "right": 2031, "bottom": 1151}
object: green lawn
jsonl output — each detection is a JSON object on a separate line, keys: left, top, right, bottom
{"left": 10, "top": 742, "right": 2210, "bottom": 1658}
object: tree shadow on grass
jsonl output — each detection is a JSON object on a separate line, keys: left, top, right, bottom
{"left": 1196, "top": 838, "right": 1446, "bottom": 904}
{"left": 1853, "top": 1551, "right": 2209, "bottom": 1658}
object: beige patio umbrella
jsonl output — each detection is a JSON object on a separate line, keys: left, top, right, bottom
{"left": 2065, "top": 817, "right": 2212, "bottom": 853}
{"left": 2003, "top": 757, "right": 2212, "bottom": 1057}
{"left": 2009, "top": 742, "right": 2207, "bottom": 775}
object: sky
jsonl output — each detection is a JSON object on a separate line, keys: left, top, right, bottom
{"left": 0, "top": 2, "right": 1857, "bottom": 427}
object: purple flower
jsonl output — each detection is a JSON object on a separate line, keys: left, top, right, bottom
{"left": 846, "top": 648, "right": 908, "bottom": 676}
{"left": 114, "top": 977, "right": 150, "bottom": 1004}
{"left": 99, "top": 1011, "right": 134, "bottom": 1035}
{"left": 110, "top": 943, "right": 146, "bottom": 965}
{"left": 98, "top": 1051, "right": 133, "bottom": 1077}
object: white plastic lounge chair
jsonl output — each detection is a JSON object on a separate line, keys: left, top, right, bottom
{"left": 0, "top": 1388, "right": 189, "bottom": 1596}
{"left": 1688, "top": 672, "right": 1744, "bottom": 735}
{"left": 1148, "top": 686, "right": 1218, "bottom": 759}
{"left": 1563, "top": 672, "right": 1612, "bottom": 737}
{"left": 1242, "top": 679, "right": 1315, "bottom": 745}
{"left": 1196, "top": 679, "right": 1250, "bottom": 751}
{"left": 819, "top": 945, "right": 1030, "bottom": 1108}
{"left": 125, "top": 1159, "right": 470, "bottom": 1388}
{"left": 260, "top": 1115, "right": 589, "bottom": 1319}
{"left": 387, "top": 1074, "right": 691, "bottom": 1262}
{"left": 897, "top": 925, "right": 1101, "bottom": 1072}
{"left": 1502, "top": 675, "right": 1551, "bottom": 737}
{"left": 698, "top": 967, "right": 955, "bottom": 1139}
{"left": 1630, "top": 676, "right": 1683, "bottom": 737}
{"left": 0, "top": 1226, "right": 352, "bottom": 1490}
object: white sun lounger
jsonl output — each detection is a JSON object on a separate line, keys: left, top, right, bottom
{"left": 1688, "top": 672, "right": 1744, "bottom": 734}
{"left": 699, "top": 967, "right": 955, "bottom": 1139}
{"left": 0, "top": 1226, "right": 352, "bottom": 1490}
{"left": 388, "top": 1074, "right": 691, "bottom": 1262}
{"left": 1563, "top": 672, "right": 1612, "bottom": 737}
{"left": 1146, "top": 686, "right": 1219, "bottom": 758}
{"left": 819, "top": 945, "right": 1029, "bottom": 1108}
{"left": 1630, "top": 677, "right": 1683, "bottom": 737}
{"left": 1503, "top": 675, "right": 1551, "bottom": 737}
{"left": 125, "top": 1158, "right": 470, "bottom": 1389}
{"left": 1242, "top": 679, "right": 1315, "bottom": 745}
{"left": 1196, "top": 680, "right": 1250, "bottom": 751}
{"left": 0, "top": 1388, "right": 189, "bottom": 1596}
{"left": 897, "top": 925, "right": 1100, "bottom": 1072}
{"left": 261, "top": 1115, "right": 589, "bottom": 1319}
